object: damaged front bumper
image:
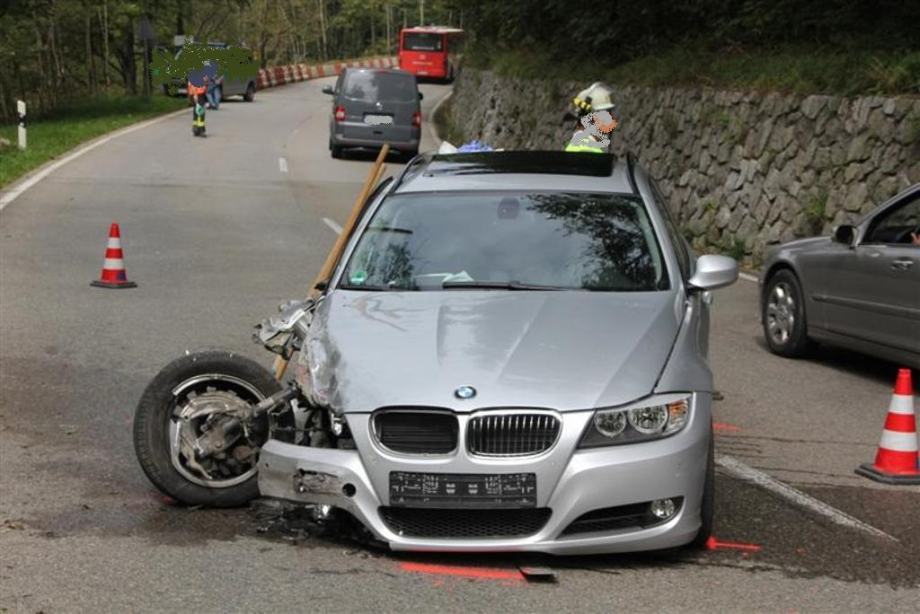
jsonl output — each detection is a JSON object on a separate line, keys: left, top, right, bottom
{"left": 257, "top": 400, "right": 709, "bottom": 555}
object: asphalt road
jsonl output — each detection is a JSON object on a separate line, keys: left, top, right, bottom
{"left": 1, "top": 76, "right": 918, "bottom": 613}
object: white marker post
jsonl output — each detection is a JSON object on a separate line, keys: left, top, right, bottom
{"left": 17, "top": 100, "right": 26, "bottom": 150}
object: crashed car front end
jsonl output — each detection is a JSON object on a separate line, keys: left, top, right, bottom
{"left": 258, "top": 395, "right": 710, "bottom": 555}
{"left": 258, "top": 285, "right": 714, "bottom": 555}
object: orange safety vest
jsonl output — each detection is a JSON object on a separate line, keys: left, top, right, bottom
{"left": 188, "top": 82, "right": 207, "bottom": 97}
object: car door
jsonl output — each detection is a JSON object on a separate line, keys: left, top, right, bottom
{"left": 821, "top": 189, "right": 920, "bottom": 352}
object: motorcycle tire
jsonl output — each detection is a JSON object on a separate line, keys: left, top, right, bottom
{"left": 133, "top": 349, "right": 286, "bottom": 507}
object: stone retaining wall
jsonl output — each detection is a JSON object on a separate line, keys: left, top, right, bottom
{"left": 446, "top": 69, "right": 920, "bottom": 264}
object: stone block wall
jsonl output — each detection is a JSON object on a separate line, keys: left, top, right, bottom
{"left": 445, "top": 69, "right": 920, "bottom": 264}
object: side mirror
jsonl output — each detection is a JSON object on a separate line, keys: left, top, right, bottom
{"left": 418, "top": 91, "right": 424, "bottom": 100}
{"left": 687, "top": 255, "right": 739, "bottom": 291}
{"left": 833, "top": 224, "right": 856, "bottom": 246}
{"left": 321, "top": 85, "right": 334, "bottom": 95}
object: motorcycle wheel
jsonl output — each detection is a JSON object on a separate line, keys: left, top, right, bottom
{"left": 133, "top": 349, "right": 290, "bottom": 507}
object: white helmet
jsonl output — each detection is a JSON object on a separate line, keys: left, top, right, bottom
{"left": 573, "top": 82, "right": 616, "bottom": 114}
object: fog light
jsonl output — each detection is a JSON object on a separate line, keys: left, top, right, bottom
{"left": 650, "top": 498, "right": 677, "bottom": 520}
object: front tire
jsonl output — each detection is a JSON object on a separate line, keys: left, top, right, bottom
{"left": 762, "top": 269, "right": 812, "bottom": 357}
{"left": 133, "top": 350, "right": 282, "bottom": 507}
{"left": 243, "top": 83, "right": 255, "bottom": 102}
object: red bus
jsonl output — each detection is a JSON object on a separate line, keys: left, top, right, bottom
{"left": 398, "top": 26, "right": 464, "bottom": 82}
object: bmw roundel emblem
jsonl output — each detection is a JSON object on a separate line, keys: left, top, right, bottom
{"left": 455, "top": 385, "right": 477, "bottom": 400}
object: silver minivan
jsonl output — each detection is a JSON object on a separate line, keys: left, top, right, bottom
{"left": 323, "top": 68, "right": 422, "bottom": 159}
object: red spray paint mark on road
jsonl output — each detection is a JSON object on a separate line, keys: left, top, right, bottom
{"left": 706, "top": 536, "right": 762, "bottom": 552}
{"left": 399, "top": 561, "right": 524, "bottom": 582}
{"left": 713, "top": 422, "right": 741, "bottom": 433}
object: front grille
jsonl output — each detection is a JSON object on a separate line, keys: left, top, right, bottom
{"left": 561, "top": 499, "right": 683, "bottom": 536}
{"left": 380, "top": 507, "right": 552, "bottom": 538}
{"left": 467, "top": 413, "right": 560, "bottom": 457}
{"left": 374, "top": 410, "right": 458, "bottom": 454}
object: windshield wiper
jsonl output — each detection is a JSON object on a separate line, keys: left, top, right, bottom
{"left": 366, "top": 226, "right": 413, "bottom": 235}
{"left": 441, "top": 280, "right": 572, "bottom": 291}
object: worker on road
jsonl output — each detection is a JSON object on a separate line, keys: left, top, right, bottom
{"left": 188, "top": 72, "right": 209, "bottom": 137}
{"left": 565, "top": 82, "right": 620, "bottom": 153}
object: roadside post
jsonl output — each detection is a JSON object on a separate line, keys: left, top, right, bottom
{"left": 272, "top": 143, "right": 391, "bottom": 380}
{"left": 17, "top": 100, "right": 26, "bottom": 150}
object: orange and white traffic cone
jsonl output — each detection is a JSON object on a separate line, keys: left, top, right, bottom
{"left": 90, "top": 222, "right": 137, "bottom": 289}
{"left": 855, "top": 368, "right": 920, "bottom": 484}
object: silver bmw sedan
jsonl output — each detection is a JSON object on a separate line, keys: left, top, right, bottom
{"left": 258, "top": 151, "right": 738, "bottom": 554}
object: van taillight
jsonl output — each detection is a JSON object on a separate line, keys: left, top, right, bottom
{"left": 334, "top": 106, "right": 346, "bottom": 122}
{"left": 412, "top": 111, "right": 421, "bottom": 127}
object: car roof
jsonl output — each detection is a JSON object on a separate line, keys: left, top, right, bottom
{"left": 343, "top": 67, "right": 414, "bottom": 77}
{"left": 392, "top": 151, "right": 639, "bottom": 195}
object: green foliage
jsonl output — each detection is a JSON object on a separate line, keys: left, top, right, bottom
{"left": 0, "top": 0, "right": 460, "bottom": 122}
{"left": 479, "top": 43, "right": 920, "bottom": 97}
{"left": 0, "top": 94, "right": 184, "bottom": 188}
{"left": 724, "top": 236, "right": 747, "bottom": 261}
{"left": 803, "top": 191, "right": 828, "bottom": 233}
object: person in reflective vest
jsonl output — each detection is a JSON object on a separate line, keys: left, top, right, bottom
{"left": 565, "top": 82, "right": 620, "bottom": 153}
{"left": 188, "top": 75, "right": 209, "bottom": 136}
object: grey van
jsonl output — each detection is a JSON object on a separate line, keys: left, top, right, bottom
{"left": 323, "top": 68, "right": 422, "bottom": 159}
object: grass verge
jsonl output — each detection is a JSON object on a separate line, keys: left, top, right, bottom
{"left": 470, "top": 44, "right": 920, "bottom": 97}
{"left": 0, "top": 95, "right": 186, "bottom": 189}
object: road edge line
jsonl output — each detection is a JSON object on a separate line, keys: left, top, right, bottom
{"left": 738, "top": 272, "right": 759, "bottom": 283}
{"left": 323, "top": 217, "right": 343, "bottom": 235}
{"left": 716, "top": 454, "right": 898, "bottom": 542}
{"left": 428, "top": 88, "right": 453, "bottom": 147}
{"left": 0, "top": 107, "right": 188, "bottom": 213}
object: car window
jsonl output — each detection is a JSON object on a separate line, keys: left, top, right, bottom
{"left": 863, "top": 193, "right": 920, "bottom": 245}
{"left": 403, "top": 32, "right": 443, "bottom": 51}
{"left": 343, "top": 71, "right": 417, "bottom": 103}
{"left": 341, "top": 191, "right": 669, "bottom": 292}
{"left": 649, "top": 179, "right": 692, "bottom": 279}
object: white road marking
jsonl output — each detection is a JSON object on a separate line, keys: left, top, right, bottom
{"left": 427, "top": 89, "right": 453, "bottom": 146}
{"left": 0, "top": 108, "right": 187, "bottom": 213}
{"left": 716, "top": 454, "right": 898, "bottom": 542}
{"left": 323, "top": 218, "right": 343, "bottom": 235}
{"left": 278, "top": 157, "right": 288, "bottom": 173}
{"left": 739, "top": 272, "right": 759, "bottom": 283}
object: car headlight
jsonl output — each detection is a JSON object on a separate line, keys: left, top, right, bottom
{"left": 579, "top": 394, "right": 691, "bottom": 448}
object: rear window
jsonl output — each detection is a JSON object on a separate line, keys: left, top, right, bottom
{"left": 343, "top": 71, "right": 417, "bottom": 103}
{"left": 403, "top": 32, "right": 443, "bottom": 51}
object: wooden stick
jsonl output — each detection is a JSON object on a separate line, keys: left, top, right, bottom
{"left": 273, "top": 144, "right": 391, "bottom": 381}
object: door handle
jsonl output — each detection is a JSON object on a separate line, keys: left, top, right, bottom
{"left": 891, "top": 258, "right": 914, "bottom": 271}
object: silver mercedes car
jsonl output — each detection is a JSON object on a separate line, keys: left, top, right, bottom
{"left": 258, "top": 151, "right": 739, "bottom": 554}
{"left": 760, "top": 183, "right": 920, "bottom": 369}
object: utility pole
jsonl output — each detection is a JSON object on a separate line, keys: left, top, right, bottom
{"left": 385, "top": 3, "right": 391, "bottom": 55}
{"left": 419, "top": 0, "right": 424, "bottom": 25}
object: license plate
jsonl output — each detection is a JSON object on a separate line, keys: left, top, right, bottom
{"left": 364, "top": 114, "right": 393, "bottom": 125}
{"left": 389, "top": 472, "right": 537, "bottom": 508}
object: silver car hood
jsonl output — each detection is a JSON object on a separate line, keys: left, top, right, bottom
{"left": 305, "top": 290, "right": 684, "bottom": 413}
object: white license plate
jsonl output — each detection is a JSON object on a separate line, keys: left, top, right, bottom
{"left": 364, "top": 114, "right": 393, "bottom": 125}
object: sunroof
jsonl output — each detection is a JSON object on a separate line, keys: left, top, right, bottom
{"left": 425, "top": 151, "right": 615, "bottom": 177}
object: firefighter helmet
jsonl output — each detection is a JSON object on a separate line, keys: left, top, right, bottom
{"left": 572, "top": 82, "right": 616, "bottom": 115}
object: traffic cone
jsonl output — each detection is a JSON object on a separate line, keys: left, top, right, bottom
{"left": 90, "top": 222, "right": 137, "bottom": 289}
{"left": 855, "top": 368, "right": 920, "bottom": 484}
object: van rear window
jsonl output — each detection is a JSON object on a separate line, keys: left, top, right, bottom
{"left": 343, "top": 71, "right": 417, "bottom": 103}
